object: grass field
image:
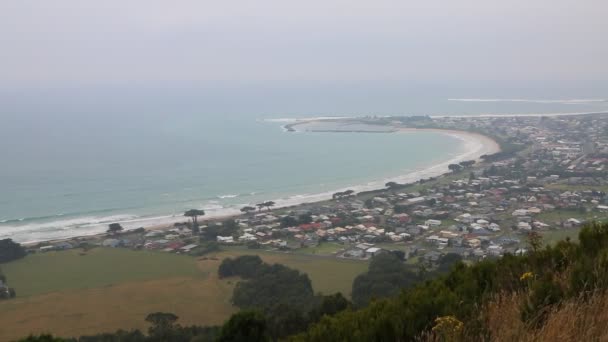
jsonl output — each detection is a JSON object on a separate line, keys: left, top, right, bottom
{"left": 541, "top": 228, "right": 581, "bottom": 245}
{"left": 1, "top": 248, "right": 203, "bottom": 297}
{"left": 0, "top": 247, "right": 367, "bottom": 340}
{"left": 535, "top": 210, "right": 608, "bottom": 224}
{"left": 545, "top": 184, "right": 608, "bottom": 192}
{"left": 293, "top": 242, "right": 346, "bottom": 256}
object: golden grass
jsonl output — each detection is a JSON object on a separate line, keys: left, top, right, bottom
{"left": 475, "top": 290, "right": 608, "bottom": 342}
{"left": 0, "top": 258, "right": 236, "bottom": 341}
{"left": 0, "top": 248, "right": 367, "bottom": 340}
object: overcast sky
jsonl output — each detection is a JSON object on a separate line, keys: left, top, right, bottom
{"left": 1, "top": 0, "right": 607, "bottom": 87}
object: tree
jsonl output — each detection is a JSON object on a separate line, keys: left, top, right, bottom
{"left": 0, "top": 239, "right": 27, "bottom": 263}
{"left": 218, "top": 311, "right": 269, "bottom": 342}
{"left": 185, "top": 209, "right": 205, "bottom": 233}
{"left": 333, "top": 190, "right": 355, "bottom": 200}
{"left": 256, "top": 201, "right": 275, "bottom": 211}
{"left": 107, "top": 223, "right": 123, "bottom": 235}
{"left": 145, "top": 312, "right": 179, "bottom": 337}
{"left": 280, "top": 216, "right": 299, "bottom": 228}
{"left": 240, "top": 206, "right": 256, "bottom": 215}
{"left": 448, "top": 164, "right": 463, "bottom": 172}
{"left": 298, "top": 213, "right": 313, "bottom": 224}
{"left": 218, "top": 255, "right": 264, "bottom": 278}
{"left": 263, "top": 201, "right": 275, "bottom": 211}
{"left": 352, "top": 253, "right": 419, "bottom": 307}
{"left": 309, "top": 293, "right": 351, "bottom": 322}
{"left": 385, "top": 181, "right": 400, "bottom": 189}
{"left": 459, "top": 160, "right": 475, "bottom": 168}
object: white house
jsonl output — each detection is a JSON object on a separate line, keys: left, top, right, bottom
{"left": 518, "top": 222, "right": 532, "bottom": 230}
{"left": 425, "top": 219, "right": 442, "bottom": 227}
{"left": 365, "top": 247, "right": 382, "bottom": 257}
{"left": 217, "top": 236, "right": 234, "bottom": 243}
{"left": 488, "top": 223, "right": 501, "bottom": 232}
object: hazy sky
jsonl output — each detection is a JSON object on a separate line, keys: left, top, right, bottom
{"left": 1, "top": 0, "right": 607, "bottom": 87}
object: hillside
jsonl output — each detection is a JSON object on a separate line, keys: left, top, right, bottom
{"left": 291, "top": 222, "right": 608, "bottom": 341}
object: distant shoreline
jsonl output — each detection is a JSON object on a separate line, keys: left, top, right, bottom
{"left": 21, "top": 123, "right": 500, "bottom": 246}
{"left": 431, "top": 111, "right": 608, "bottom": 118}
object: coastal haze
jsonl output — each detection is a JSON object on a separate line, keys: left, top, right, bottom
{"left": 0, "top": 0, "right": 608, "bottom": 242}
{"left": 4, "top": 1, "right": 608, "bottom": 341}
{"left": 1, "top": 0, "right": 608, "bottom": 242}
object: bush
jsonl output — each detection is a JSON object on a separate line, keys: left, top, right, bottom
{"left": 0, "top": 239, "right": 27, "bottom": 263}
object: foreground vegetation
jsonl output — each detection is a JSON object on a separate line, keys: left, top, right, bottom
{"left": 293, "top": 222, "right": 608, "bottom": 341}
{"left": 21, "top": 222, "right": 608, "bottom": 341}
{"left": 13, "top": 221, "right": 608, "bottom": 341}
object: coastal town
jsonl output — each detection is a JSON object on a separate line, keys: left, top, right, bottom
{"left": 24, "top": 113, "right": 608, "bottom": 269}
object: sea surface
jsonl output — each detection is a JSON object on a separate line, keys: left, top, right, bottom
{"left": 1, "top": 82, "right": 607, "bottom": 242}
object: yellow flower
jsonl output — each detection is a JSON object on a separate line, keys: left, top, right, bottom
{"left": 432, "top": 315, "right": 464, "bottom": 337}
{"left": 520, "top": 271, "right": 534, "bottom": 281}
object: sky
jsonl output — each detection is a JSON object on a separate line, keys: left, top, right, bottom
{"left": 1, "top": 0, "right": 607, "bottom": 87}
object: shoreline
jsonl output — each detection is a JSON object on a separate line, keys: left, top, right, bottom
{"left": 17, "top": 127, "right": 500, "bottom": 246}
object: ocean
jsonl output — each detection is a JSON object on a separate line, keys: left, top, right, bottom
{"left": 1, "top": 82, "right": 607, "bottom": 242}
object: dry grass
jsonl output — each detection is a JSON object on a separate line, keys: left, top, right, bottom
{"left": 530, "top": 292, "right": 608, "bottom": 341}
{"left": 475, "top": 290, "right": 608, "bottom": 342}
{"left": 0, "top": 248, "right": 367, "bottom": 340}
{"left": 0, "top": 259, "right": 236, "bottom": 341}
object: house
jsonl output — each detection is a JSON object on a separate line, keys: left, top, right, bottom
{"left": 217, "top": 236, "right": 234, "bottom": 243}
{"left": 512, "top": 209, "right": 529, "bottom": 216}
{"left": 238, "top": 233, "right": 257, "bottom": 242}
{"left": 456, "top": 213, "right": 473, "bottom": 223}
{"left": 102, "top": 239, "right": 121, "bottom": 248}
{"left": 39, "top": 245, "right": 55, "bottom": 252}
{"left": 518, "top": 222, "right": 532, "bottom": 230}
{"left": 487, "top": 245, "right": 503, "bottom": 256}
{"left": 180, "top": 244, "right": 198, "bottom": 252}
{"left": 425, "top": 219, "right": 442, "bottom": 227}
{"left": 467, "top": 238, "right": 481, "bottom": 248}
{"left": 365, "top": 247, "right": 384, "bottom": 257}
{"left": 488, "top": 223, "right": 501, "bottom": 232}
{"left": 343, "top": 249, "right": 365, "bottom": 258}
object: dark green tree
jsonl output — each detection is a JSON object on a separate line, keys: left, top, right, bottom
{"left": 107, "top": 223, "right": 123, "bottom": 235}
{"left": 240, "top": 206, "right": 256, "bottom": 214}
{"left": 263, "top": 201, "right": 275, "bottom": 211}
{"left": 145, "top": 312, "right": 179, "bottom": 337}
{"left": 218, "top": 311, "right": 269, "bottom": 342}
{"left": 352, "top": 253, "right": 419, "bottom": 307}
{"left": 185, "top": 209, "right": 205, "bottom": 233}
{"left": 0, "top": 239, "right": 27, "bottom": 263}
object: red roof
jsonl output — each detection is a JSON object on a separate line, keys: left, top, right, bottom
{"left": 299, "top": 223, "right": 322, "bottom": 231}
{"left": 167, "top": 242, "right": 184, "bottom": 249}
